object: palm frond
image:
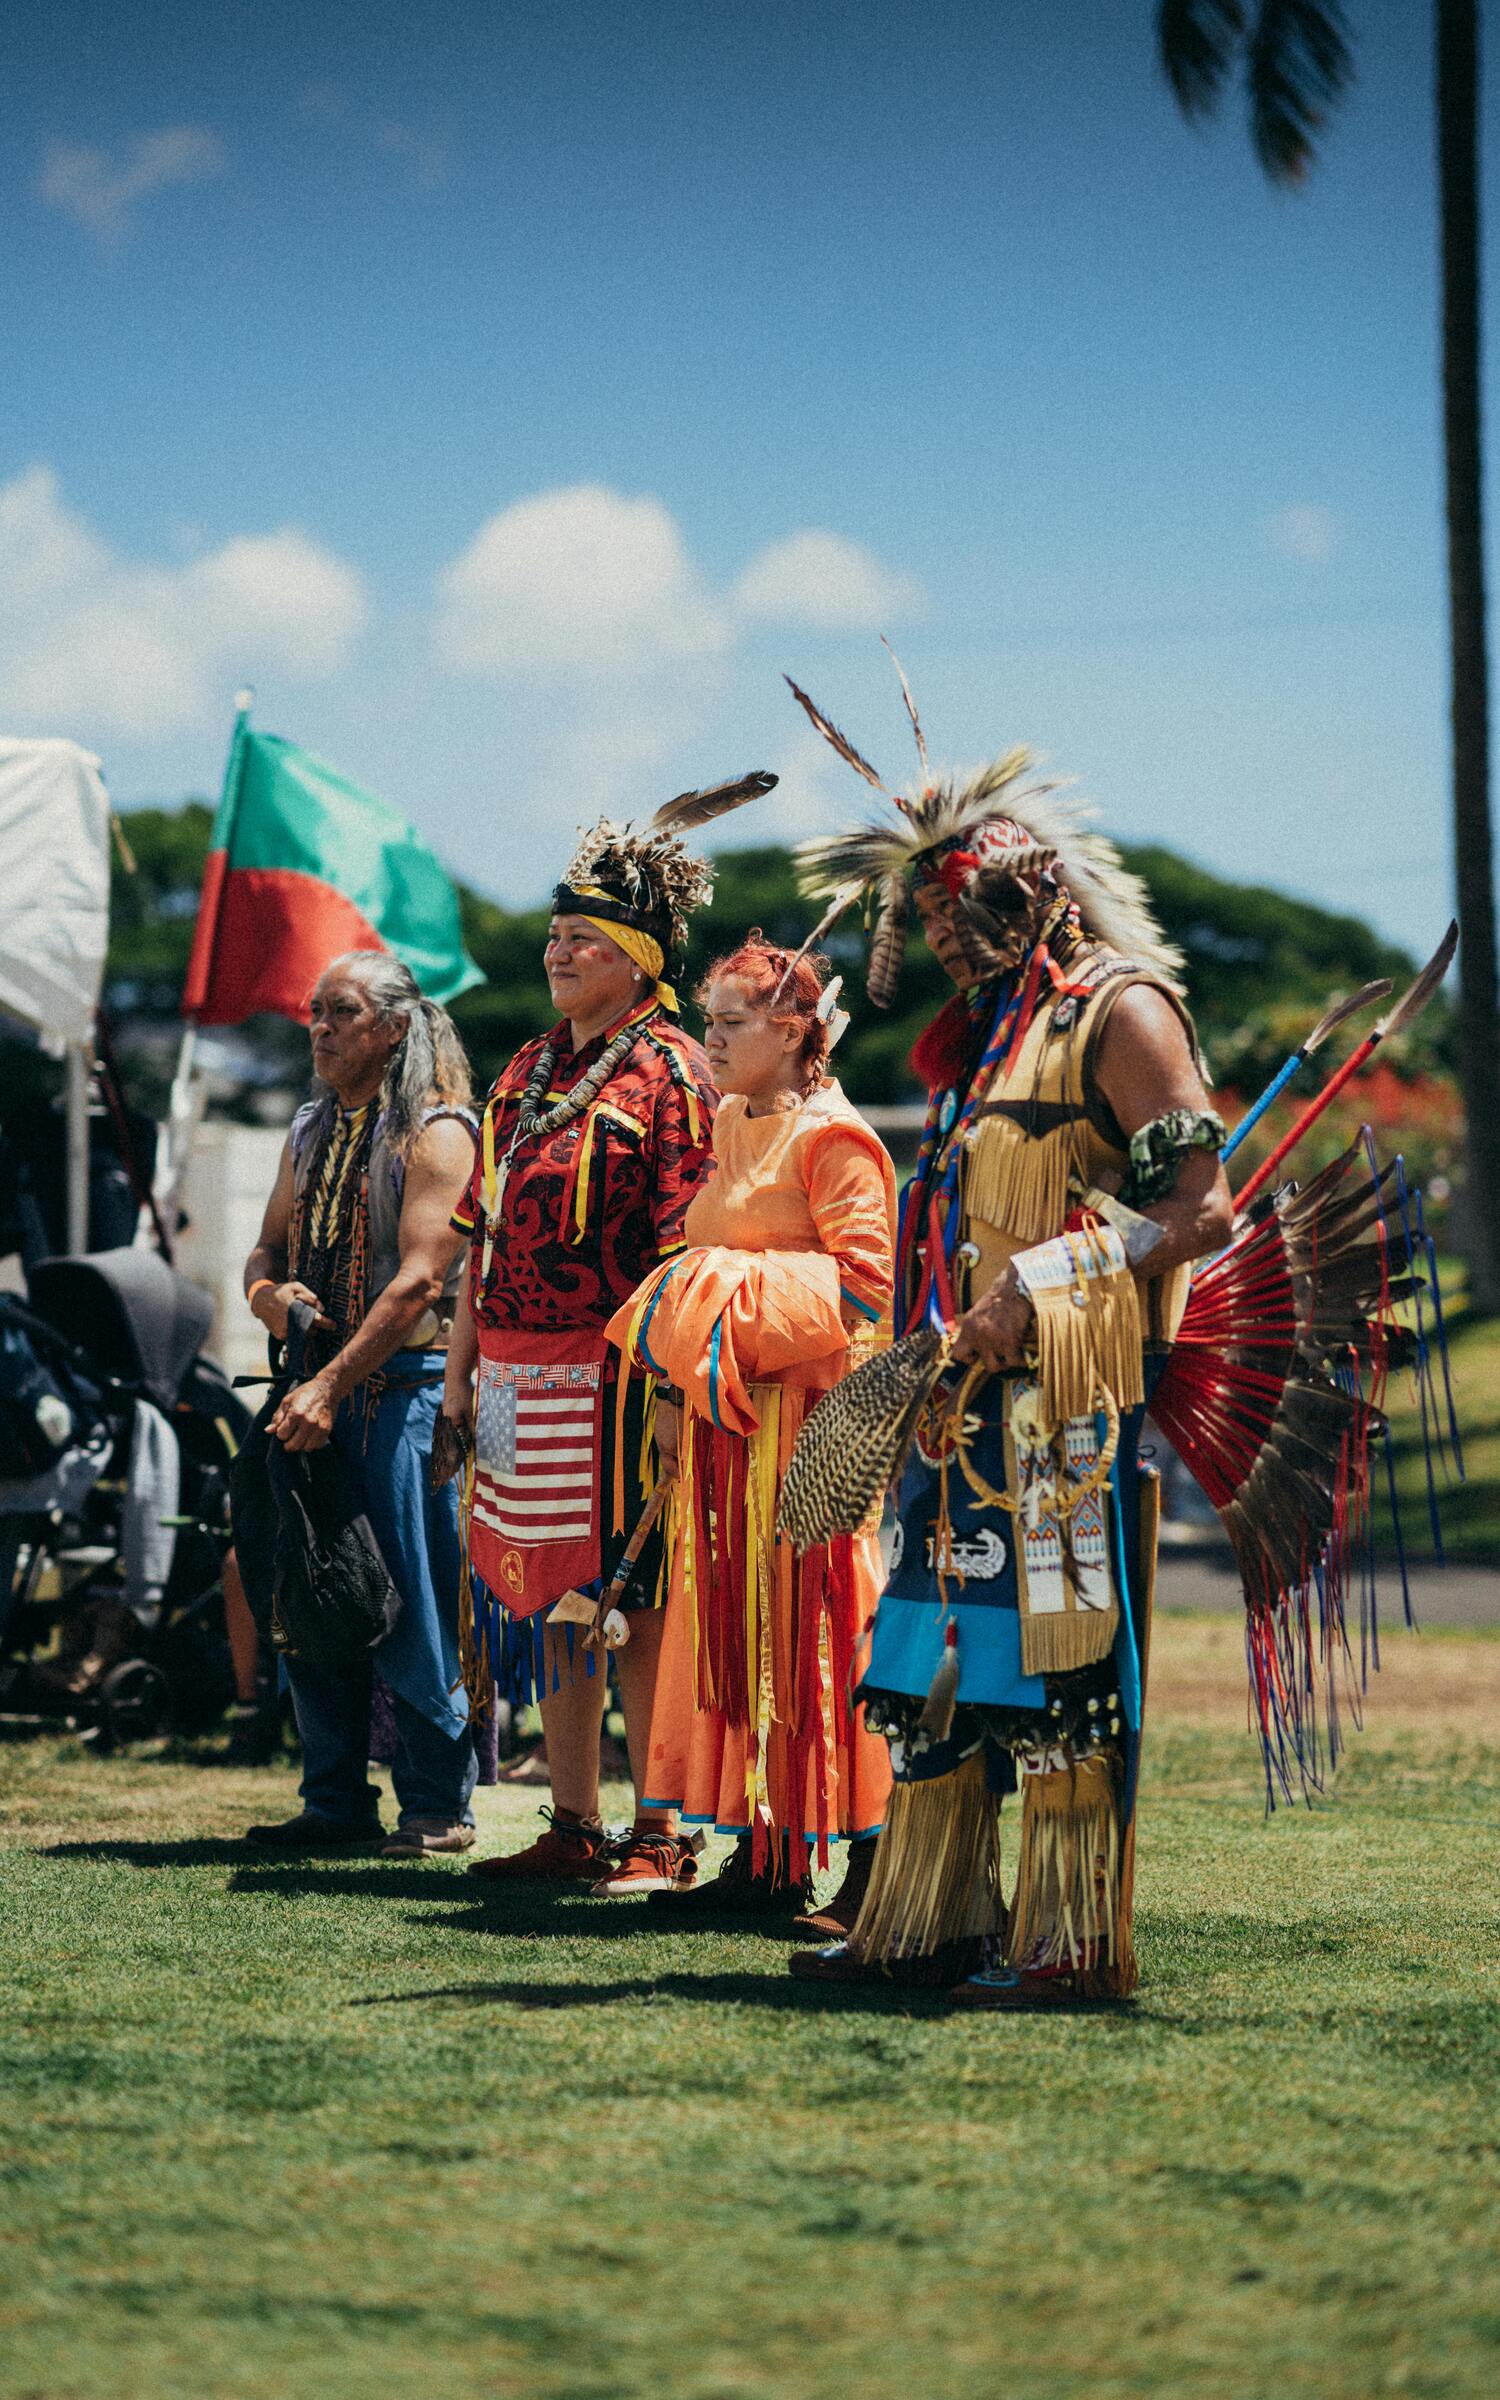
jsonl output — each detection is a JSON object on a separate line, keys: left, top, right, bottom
{"left": 1248, "top": 0, "right": 1353, "bottom": 184}
{"left": 1157, "top": 0, "right": 1248, "bottom": 119}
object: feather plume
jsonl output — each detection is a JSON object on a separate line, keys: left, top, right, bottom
{"left": 1302, "top": 978, "right": 1392, "bottom": 1057}
{"left": 957, "top": 848, "right": 1059, "bottom": 948}
{"left": 962, "top": 782, "right": 1186, "bottom": 986}
{"left": 562, "top": 819, "right": 715, "bottom": 953}
{"left": 786, "top": 667, "right": 1184, "bottom": 987}
{"left": 881, "top": 636, "right": 932, "bottom": 788}
{"left": 1376, "top": 920, "right": 1457, "bottom": 1041}
{"left": 866, "top": 871, "right": 910, "bottom": 1009}
{"left": 769, "top": 878, "right": 866, "bottom": 1003}
{"left": 784, "top": 675, "right": 891, "bottom": 793}
{"left": 779, "top": 1328, "right": 952, "bottom": 1547}
{"left": 647, "top": 770, "right": 777, "bottom": 837}
{"left": 795, "top": 820, "right": 921, "bottom": 900}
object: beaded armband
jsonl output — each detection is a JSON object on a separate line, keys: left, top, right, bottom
{"left": 1120, "top": 1108, "right": 1226, "bottom": 1210}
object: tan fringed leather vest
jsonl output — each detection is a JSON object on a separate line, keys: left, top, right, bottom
{"left": 950, "top": 946, "right": 1195, "bottom": 1349}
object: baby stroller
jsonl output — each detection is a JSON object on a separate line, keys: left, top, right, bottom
{"left": 0, "top": 1247, "right": 250, "bottom": 1746}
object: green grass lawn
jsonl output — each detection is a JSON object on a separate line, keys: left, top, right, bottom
{"left": 1384, "top": 1295, "right": 1500, "bottom": 1563}
{"left": 3, "top": 1620, "right": 1498, "bottom": 2400}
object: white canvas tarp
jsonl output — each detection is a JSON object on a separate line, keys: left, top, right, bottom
{"left": 0, "top": 736, "right": 112, "bottom": 1049}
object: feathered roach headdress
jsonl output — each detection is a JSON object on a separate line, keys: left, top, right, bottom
{"left": 786, "top": 650, "right": 1183, "bottom": 1006}
{"left": 553, "top": 772, "right": 777, "bottom": 998}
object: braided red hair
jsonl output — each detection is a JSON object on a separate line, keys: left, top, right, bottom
{"left": 697, "top": 929, "right": 832, "bottom": 1093}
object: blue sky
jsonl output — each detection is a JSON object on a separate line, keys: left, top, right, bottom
{"left": 1, "top": 0, "right": 1494, "bottom": 954}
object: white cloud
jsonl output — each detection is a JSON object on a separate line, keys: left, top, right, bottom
{"left": 735, "top": 528, "right": 927, "bottom": 629}
{"left": 294, "top": 86, "right": 446, "bottom": 186}
{"left": 435, "top": 485, "right": 732, "bottom": 678}
{"left": 38, "top": 126, "right": 229, "bottom": 244}
{"left": 428, "top": 487, "right": 926, "bottom": 858}
{"left": 0, "top": 467, "right": 367, "bottom": 740}
{"left": 435, "top": 488, "right": 925, "bottom": 684}
{"left": 1265, "top": 504, "right": 1342, "bottom": 567}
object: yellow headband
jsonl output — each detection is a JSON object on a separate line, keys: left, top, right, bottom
{"left": 578, "top": 912, "right": 678, "bottom": 1013}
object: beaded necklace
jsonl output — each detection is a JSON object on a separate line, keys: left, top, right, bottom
{"left": 478, "top": 1003, "right": 654, "bottom": 1276}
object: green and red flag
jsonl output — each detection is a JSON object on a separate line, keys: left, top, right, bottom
{"left": 182, "top": 707, "right": 482, "bottom": 1025}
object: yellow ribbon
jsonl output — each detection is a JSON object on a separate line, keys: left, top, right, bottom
{"left": 569, "top": 1108, "right": 599, "bottom": 1245}
{"left": 572, "top": 890, "right": 679, "bottom": 1011}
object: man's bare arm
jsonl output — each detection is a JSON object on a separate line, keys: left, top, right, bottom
{"left": 1093, "top": 985, "right": 1233, "bottom": 1277}
{"left": 242, "top": 1137, "right": 332, "bottom": 1341}
{"left": 270, "top": 1116, "right": 475, "bottom": 1452}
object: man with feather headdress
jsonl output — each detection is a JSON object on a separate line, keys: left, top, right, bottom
{"left": 778, "top": 669, "right": 1231, "bottom": 2002}
{"left": 437, "top": 772, "right": 774, "bottom": 1892}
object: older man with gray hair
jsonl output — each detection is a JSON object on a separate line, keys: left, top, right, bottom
{"left": 239, "top": 950, "right": 479, "bottom": 1855}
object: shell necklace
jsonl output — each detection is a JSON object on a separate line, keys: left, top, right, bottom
{"left": 479, "top": 1009, "right": 650, "bottom": 1274}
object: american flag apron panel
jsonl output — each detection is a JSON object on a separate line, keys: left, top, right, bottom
{"left": 468, "top": 1348, "right": 605, "bottom": 1619}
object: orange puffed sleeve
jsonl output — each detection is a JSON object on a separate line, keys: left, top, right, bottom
{"left": 803, "top": 1124, "right": 897, "bottom": 1330}
{"left": 606, "top": 1246, "right": 845, "bottom": 1436}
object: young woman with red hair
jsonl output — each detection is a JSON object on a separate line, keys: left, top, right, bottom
{"left": 601, "top": 934, "right": 895, "bottom": 1921}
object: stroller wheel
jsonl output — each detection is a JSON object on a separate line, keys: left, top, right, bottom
{"left": 97, "top": 1659, "right": 170, "bottom": 1749}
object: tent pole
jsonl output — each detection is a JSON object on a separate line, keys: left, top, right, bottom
{"left": 65, "top": 1042, "right": 90, "bottom": 1254}
{"left": 156, "top": 1016, "right": 200, "bottom": 1237}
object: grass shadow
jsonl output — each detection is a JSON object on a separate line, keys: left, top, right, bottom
{"left": 228, "top": 1865, "right": 678, "bottom": 1934}
{"left": 350, "top": 1969, "right": 963, "bottom": 2016}
{"left": 349, "top": 1968, "right": 1136, "bottom": 2020}
{"left": 43, "top": 1837, "right": 270, "bottom": 1868}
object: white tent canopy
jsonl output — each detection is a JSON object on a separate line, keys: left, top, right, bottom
{"left": 0, "top": 736, "right": 112, "bottom": 1051}
{"left": 0, "top": 736, "right": 114, "bottom": 1254}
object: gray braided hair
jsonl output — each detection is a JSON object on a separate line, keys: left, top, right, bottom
{"left": 315, "top": 951, "right": 474, "bottom": 1155}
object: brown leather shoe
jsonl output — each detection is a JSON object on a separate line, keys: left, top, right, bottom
{"left": 591, "top": 1827, "right": 702, "bottom": 1896}
{"left": 791, "top": 1836, "right": 877, "bottom": 1939}
{"left": 380, "top": 1819, "right": 478, "bottom": 1858}
{"left": 467, "top": 1811, "right": 609, "bottom": 1882}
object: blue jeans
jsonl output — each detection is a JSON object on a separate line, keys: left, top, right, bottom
{"left": 286, "top": 1652, "right": 478, "bottom": 1830}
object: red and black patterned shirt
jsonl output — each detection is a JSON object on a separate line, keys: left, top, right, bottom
{"left": 453, "top": 1006, "right": 718, "bottom": 1335}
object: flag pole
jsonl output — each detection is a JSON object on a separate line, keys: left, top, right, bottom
{"left": 159, "top": 690, "right": 254, "bottom": 1228}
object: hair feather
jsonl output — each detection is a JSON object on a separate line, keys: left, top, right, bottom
{"left": 648, "top": 770, "right": 777, "bottom": 837}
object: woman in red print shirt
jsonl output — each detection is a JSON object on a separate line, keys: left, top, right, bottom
{"left": 440, "top": 780, "right": 772, "bottom": 1890}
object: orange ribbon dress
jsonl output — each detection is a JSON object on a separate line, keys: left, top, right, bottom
{"left": 607, "top": 1078, "right": 896, "bottom": 1866}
